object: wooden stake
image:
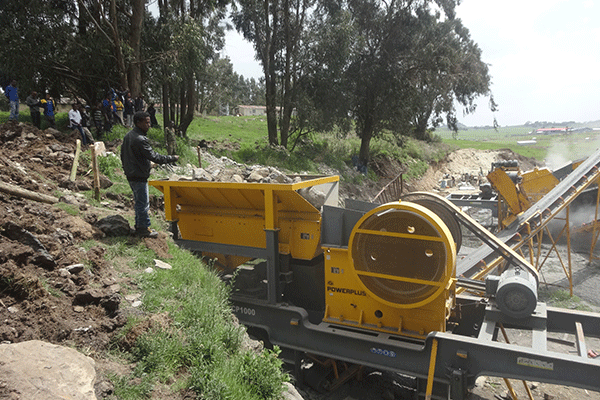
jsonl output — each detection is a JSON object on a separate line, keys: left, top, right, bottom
{"left": 197, "top": 145, "right": 202, "bottom": 167}
{"left": 70, "top": 139, "right": 81, "bottom": 181}
{"left": 90, "top": 143, "right": 101, "bottom": 201}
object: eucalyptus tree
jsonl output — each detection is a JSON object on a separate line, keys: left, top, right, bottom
{"left": 405, "top": 12, "right": 492, "bottom": 140}
{"left": 232, "top": 0, "right": 314, "bottom": 147}
{"left": 153, "top": 0, "right": 229, "bottom": 135}
{"left": 0, "top": 0, "right": 148, "bottom": 104}
{"left": 73, "top": 0, "right": 147, "bottom": 96}
{"left": 300, "top": 0, "right": 492, "bottom": 166}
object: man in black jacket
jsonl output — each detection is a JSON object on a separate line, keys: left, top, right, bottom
{"left": 121, "top": 111, "right": 179, "bottom": 237}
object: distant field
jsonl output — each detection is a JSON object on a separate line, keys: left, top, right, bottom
{"left": 438, "top": 126, "right": 600, "bottom": 167}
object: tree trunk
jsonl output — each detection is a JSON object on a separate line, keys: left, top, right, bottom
{"left": 414, "top": 114, "right": 430, "bottom": 141}
{"left": 264, "top": 0, "right": 279, "bottom": 146}
{"left": 359, "top": 134, "right": 372, "bottom": 170}
{"left": 109, "top": 0, "right": 128, "bottom": 89}
{"left": 179, "top": 76, "right": 196, "bottom": 136}
{"left": 128, "top": 0, "right": 144, "bottom": 97}
{"left": 358, "top": 112, "right": 374, "bottom": 167}
{"left": 162, "top": 82, "right": 171, "bottom": 128}
{"left": 0, "top": 181, "right": 58, "bottom": 204}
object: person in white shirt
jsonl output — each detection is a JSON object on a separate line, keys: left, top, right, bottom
{"left": 68, "top": 103, "right": 88, "bottom": 145}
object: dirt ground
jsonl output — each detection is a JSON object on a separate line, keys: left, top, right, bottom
{"left": 0, "top": 119, "right": 599, "bottom": 400}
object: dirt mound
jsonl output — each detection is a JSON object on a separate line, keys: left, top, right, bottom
{"left": 407, "top": 148, "right": 541, "bottom": 193}
{"left": 0, "top": 121, "right": 138, "bottom": 352}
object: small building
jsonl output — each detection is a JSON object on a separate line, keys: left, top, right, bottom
{"left": 236, "top": 105, "right": 295, "bottom": 117}
{"left": 534, "top": 127, "right": 570, "bottom": 135}
{"left": 237, "top": 105, "right": 269, "bottom": 116}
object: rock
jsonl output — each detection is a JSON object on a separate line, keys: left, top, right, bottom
{"left": 66, "top": 263, "right": 85, "bottom": 274}
{"left": 95, "top": 215, "right": 132, "bottom": 237}
{"left": 282, "top": 382, "right": 305, "bottom": 400}
{"left": 1, "top": 221, "right": 56, "bottom": 269}
{"left": 145, "top": 267, "right": 154, "bottom": 273}
{"left": 125, "top": 293, "right": 141, "bottom": 302}
{"left": 73, "top": 287, "right": 121, "bottom": 314}
{"left": 269, "top": 171, "right": 292, "bottom": 183}
{"left": 247, "top": 171, "right": 265, "bottom": 182}
{"left": 49, "top": 143, "right": 72, "bottom": 153}
{"left": 100, "top": 293, "right": 121, "bottom": 314}
{"left": 107, "top": 284, "right": 121, "bottom": 294}
{"left": 60, "top": 193, "right": 82, "bottom": 205}
{"left": 192, "top": 168, "right": 213, "bottom": 181}
{"left": 99, "top": 175, "right": 113, "bottom": 189}
{"left": 231, "top": 174, "right": 244, "bottom": 183}
{"left": 95, "top": 380, "right": 114, "bottom": 398}
{"left": 298, "top": 186, "right": 326, "bottom": 209}
{"left": 74, "top": 288, "right": 106, "bottom": 304}
{"left": 76, "top": 180, "right": 93, "bottom": 191}
{"left": 93, "top": 141, "right": 107, "bottom": 156}
{"left": 0, "top": 340, "right": 97, "bottom": 400}
{"left": 154, "top": 259, "right": 173, "bottom": 270}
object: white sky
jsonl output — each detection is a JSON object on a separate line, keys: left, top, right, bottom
{"left": 222, "top": 0, "right": 600, "bottom": 127}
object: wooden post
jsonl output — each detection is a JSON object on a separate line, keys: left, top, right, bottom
{"left": 197, "top": 145, "right": 202, "bottom": 167}
{"left": 90, "top": 143, "right": 101, "bottom": 201}
{"left": 70, "top": 139, "right": 81, "bottom": 181}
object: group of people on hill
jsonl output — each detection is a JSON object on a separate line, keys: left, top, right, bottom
{"left": 3, "top": 80, "right": 162, "bottom": 143}
{"left": 4, "top": 80, "right": 58, "bottom": 129}
{"left": 96, "top": 88, "right": 160, "bottom": 135}
{"left": 99, "top": 88, "right": 143, "bottom": 131}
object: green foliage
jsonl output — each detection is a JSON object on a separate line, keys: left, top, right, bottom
{"left": 98, "top": 154, "right": 123, "bottom": 180}
{"left": 105, "top": 242, "right": 290, "bottom": 399}
{"left": 187, "top": 116, "right": 267, "bottom": 143}
{"left": 102, "top": 124, "right": 130, "bottom": 142}
{"left": 109, "top": 373, "right": 153, "bottom": 400}
{"left": 237, "top": 347, "right": 288, "bottom": 398}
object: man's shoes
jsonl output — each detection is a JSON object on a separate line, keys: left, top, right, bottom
{"left": 136, "top": 227, "right": 159, "bottom": 238}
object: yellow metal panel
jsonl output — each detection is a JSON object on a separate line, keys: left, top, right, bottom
{"left": 487, "top": 168, "right": 530, "bottom": 216}
{"left": 149, "top": 177, "right": 338, "bottom": 261}
{"left": 520, "top": 167, "right": 559, "bottom": 203}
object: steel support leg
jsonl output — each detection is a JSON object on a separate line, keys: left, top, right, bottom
{"left": 265, "top": 228, "right": 281, "bottom": 304}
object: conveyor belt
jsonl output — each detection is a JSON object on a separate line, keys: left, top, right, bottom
{"left": 457, "top": 147, "right": 600, "bottom": 278}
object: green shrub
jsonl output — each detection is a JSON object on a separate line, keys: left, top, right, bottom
{"left": 98, "top": 153, "right": 123, "bottom": 180}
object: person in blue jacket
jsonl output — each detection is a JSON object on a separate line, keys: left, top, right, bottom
{"left": 4, "top": 80, "right": 19, "bottom": 121}
{"left": 40, "top": 93, "right": 56, "bottom": 129}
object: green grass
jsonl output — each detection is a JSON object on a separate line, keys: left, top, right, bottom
{"left": 54, "top": 202, "right": 80, "bottom": 216}
{"left": 103, "top": 239, "right": 290, "bottom": 399}
{"left": 188, "top": 115, "right": 268, "bottom": 144}
{"left": 538, "top": 288, "right": 592, "bottom": 311}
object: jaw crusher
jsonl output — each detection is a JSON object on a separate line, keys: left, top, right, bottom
{"left": 150, "top": 176, "right": 600, "bottom": 399}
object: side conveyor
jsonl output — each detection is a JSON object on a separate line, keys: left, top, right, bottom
{"left": 457, "top": 147, "right": 600, "bottom": 278}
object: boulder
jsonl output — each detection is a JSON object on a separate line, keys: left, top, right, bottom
{"left": 0, "top": 340, "right": 97, "bottom": 400}
{"left": 95, "top": 215, "right": 132, "bottom": 237}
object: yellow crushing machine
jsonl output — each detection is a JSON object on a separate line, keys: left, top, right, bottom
{"left": 150, "top": 175, "right": 600, "bottom": 399}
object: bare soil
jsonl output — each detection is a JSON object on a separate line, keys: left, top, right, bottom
{"left": 0, "top": 119, "right": 598, "bottom": 400}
